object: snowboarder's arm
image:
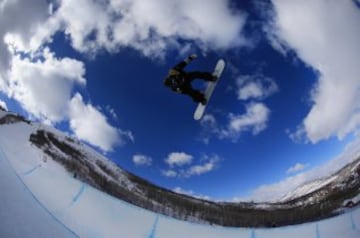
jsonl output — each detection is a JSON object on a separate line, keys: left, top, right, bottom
{"left": 173, "top": 54, "right": 197, "bottom": 71}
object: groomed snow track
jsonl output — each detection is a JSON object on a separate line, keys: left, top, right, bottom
{"left": 0, "top": 112, "right": 359, "bottom": 238}
{"left": 1, "top": 144, "right": 359, "bottom": 238}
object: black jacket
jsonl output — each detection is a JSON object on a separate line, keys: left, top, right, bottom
{"left": 164, "top": 56, "right": 195, "bottom": 93}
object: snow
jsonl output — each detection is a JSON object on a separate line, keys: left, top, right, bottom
{"left": 38, "top": 121, "right": 138, "bottom": 192}
{"left": 353, "top": 194, "right": 360, "bottom": 203}
{"left": 0, "top": 141, "right": 76, "bottom": 238}
{"left": 281, "top": 175, "right": 338, "bottom": 202}
{"left": 344, "top": 194, "right": 360, "bottom": 206}
{"left": 1, "top": 114, "right": 360, "bottom": 237}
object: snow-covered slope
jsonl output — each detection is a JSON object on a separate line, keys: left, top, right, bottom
{"left": 281, "top": 176, "right": 339, "bottom": 202}
{"left": 0, "top": 142, "right": 76, "bottom": 238}
{"left": 1, "top": 108, "right": 360, "bottom": 230}
{"left": 280, "top": 158, "right": 360, "bottom": 207}
{"left": 1, "top": 108, "right": 360, "bottom": 237}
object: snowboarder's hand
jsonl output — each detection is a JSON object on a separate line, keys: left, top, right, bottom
{"left": 175, "top": 88, "right": 182, "bottom": 93}
{"left": 189, "top": 54, "right": 197, "bottom": 60}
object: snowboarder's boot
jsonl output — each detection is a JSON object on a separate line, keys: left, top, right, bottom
{"left": 200, "top": 97, "right": 207, "bottom": 105}
{"left": 192, "top": 92, "right": 207, "bottom": 105}
{"left": 211, "top": 75, "right": 218, "bottom": 82}
{"left": 198, "top": 94, "right": 207, "bottom": 105}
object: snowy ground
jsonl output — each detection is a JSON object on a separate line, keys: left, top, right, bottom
{"left": 0, "top": 120, "right": 360, "bottom": 237}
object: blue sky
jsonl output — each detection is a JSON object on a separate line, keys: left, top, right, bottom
{"left": 0, "top": 0, "right": 360, "bottom": 202}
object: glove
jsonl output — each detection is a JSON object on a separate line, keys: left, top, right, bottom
{"left": 189, "top": 54, "right": 197, "bottom": 60}
{"left": 184, "top": 54, "right": 197, "bottom": 64}
{"left": 174, "top": 87, "right": 182, "bottom": 93}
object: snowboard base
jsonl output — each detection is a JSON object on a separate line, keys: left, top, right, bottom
{"left": 194, "top": 59, "right": 225, "bottom": 120}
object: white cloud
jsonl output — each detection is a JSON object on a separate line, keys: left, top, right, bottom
{"left": 234, "top": 135, "right": 360, "bottom": 202}
{"left": 109, "top": 0, "right": 249, "bottom": 51}
{"left": 0, "top": 0, "right": 249, "bottom": 152}
{"left": 236, "top": 74, "right": 278, "bottom": 101}
{"left": 173, "top": 187, "right": 211, "bottom": 200}
{"left": 69, "top": 93, "right": 127, "bottom": 152}
{"left": 162, "top": 169, "right": 178, "bottom": 178}
{"left": 286, "top": 163, "right": 309, "bottom": 174}
{"left": 106, "top": 105, "right": 118, "bottom": 120}
{"left": 187, "top": 163, "right": 214, "bottom": 176}
{"left": 200, "top": 72, "right": 276, "bottom": 143}
{"left": 28, "top": 0, "right": 249, "bottom": 58}
{"left": 0, "top": 1, "right": 130, "bottom": 152}
{"left": 0, "top": 99, "right": 7, "bottom": 111}
{"left": 173, "top": 187, "right": 193, "bottom": 195}
{"left": 3, "top": 46, "right": 127, "bottom": 152}
{"left": 185, "top": 155, "right": 220, "bottom": 177}
{"left": 163, "top": 153, "right": 220, "bottom": 178}
{"left": 165, "top": 152, "right": 193, "bottom": 167}
{"left": 6, "top": 48, "right": 85, "bottom": 123}
{"left": 201, "top": 103, "right": 270, "bottom": 142}
{"left": 228, "top": 103, "right": 270, "bottom": 135}
{"left": 6, "top": 49, "right": 126, "bottom": 152}
{"left": 0, "top": 0, "right": 49, "bottom": 78}
{"left": 286, "top": 126, "right": 308, "bottom": 144}
{"left": 266, "top": 0, "right": 360, "bottom": 143}
{"left": 133, "top": 154, "right": 152, "bottom": 166}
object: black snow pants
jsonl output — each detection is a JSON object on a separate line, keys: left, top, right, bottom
{"left": 172, "top": 61, "right": 214, "bottom": 103}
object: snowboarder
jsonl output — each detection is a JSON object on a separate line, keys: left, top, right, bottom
{"left": 163, "top": 54, "right": 217, "bottom": 105}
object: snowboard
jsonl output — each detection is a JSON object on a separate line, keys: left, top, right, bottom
{"left": 193, "top": 59, "right": 225, "bottom": 120}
